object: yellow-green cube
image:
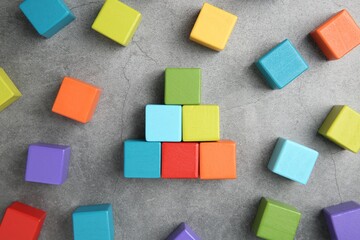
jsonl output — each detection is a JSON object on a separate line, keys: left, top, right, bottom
{"left": 92, "top": 0, "right": 142, "bottom": 46}
{"left": 182, "top": 105, "right": 220, "bottom": 141}
{"left": 319, "top": 105, "right": 360, "bottom": 153}
{"left": 0, "top": 68, "right": 22, "bottom": 112}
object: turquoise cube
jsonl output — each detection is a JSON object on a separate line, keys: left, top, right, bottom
{"left": 145, "top": 104, "right": 182, "bottom": 142}
{"left": 268, "top": 138, "right": 319, "bottom": 184}
{"left": 72, "top": 204, "right": 114, "bottom": 240}
{"left": 256, "top": 39, "right": 309, "bottom": 89}
{"left": 20, "top": 0, "right": 75, "bottom": 38}
{"left": 124, "top": 140, "right": 161, "bottom": 178}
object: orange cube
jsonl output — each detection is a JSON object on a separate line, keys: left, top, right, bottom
{"left": 52, "top": 77, "right": 102, "bottom": 123}
{"left": 310, "top": 9, "right": 360, "bottom": 60}
{"left": 200, "top": 140, "right": 236, "bottom": 180}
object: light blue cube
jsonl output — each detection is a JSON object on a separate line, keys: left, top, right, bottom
{"left": 72, "top": 204, "right": 114, "bottom": 240}
{"left": 268, "top": 138, "right": 319, "bottom": 184}
{"left": 124, "top": 140, "right": 161, "bottom": 178}
{"left": 256, "top": 39, "right": 309, "bottom": 89}
{"left": 145, "top": 104, "right": 182, "bottom": 142}
{"left": 20, "top": 0, "right": 75, "bottom": 38}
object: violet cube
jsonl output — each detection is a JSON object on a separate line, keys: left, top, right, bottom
{"left": 323, "top": 201, "right": 360, "bottom": 240}
{"left": 166, "top": 222, "right": 201, "bottom": 240}
{"left": 25, "top": 143, "right": 71, "bottom": 185}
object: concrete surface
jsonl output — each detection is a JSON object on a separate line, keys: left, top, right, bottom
{"left": 0, "top": 0, "right": 360, "bottom": 239}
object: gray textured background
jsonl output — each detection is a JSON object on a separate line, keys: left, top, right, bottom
{"left": 0, "top": 0, "right": 360, "bottom": 239}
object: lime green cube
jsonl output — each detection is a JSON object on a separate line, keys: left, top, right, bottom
{"left": 252, "top": 197, "right": 301, "bottom": 240}
{"left": 165, "top": 68, "right": 201, "bottom": 105}
{"left": 0, "top": 68, "right": 22, "bottom": 112}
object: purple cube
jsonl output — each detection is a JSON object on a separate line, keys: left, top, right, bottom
{"left": 323, "top": 201, "right": 360, "bottom": 240}
{"left": 25, "top": 143, "right": 71, "bottom": 185}
{"left": 166, "top": 222, "right": 201, "bottom": 240}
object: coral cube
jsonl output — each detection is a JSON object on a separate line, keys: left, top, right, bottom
{"left": 25, "top": 143, "right": 71, "bottom": 185}
{"left": 323, "top": 201, "right": 360, "bottom": 240}
{"left": 72, "top": 204, "right": 114, "bottom": 240}
{"left": 268, "top": 138, "right": 319, "bottom": 184}
{"left": 311, "top": 9, "right": 360, "bottom": 60}
{"left": 19, "top": 0, "right": 75, "bottom": 38}
{"left": 0, "top": 201, "right": 46, "bottom": 240}
{"left": 165, "top": 68, "right": 201, "bottom": 105}
{"left": 200, "top": 140, "right": 236, "bottom": 180}
{"left": 319, "top": 105, "right": 360, "bottom": 153}
{"left": 92, "top": 0, "right": 142, "bottom": 46}
{"left": 252, "top": 197, "right": 301, "bottom": 240}
{"left": 124, "top": 140, "right": 161, "bottom": 178}
{"left": 182, "top": 105, "right": 219, "bottom": 142}
{"left": 146, "top": 104, "right": 182, "bottom": 142}
{"left": 162, "top": 142, "right": 199, "bottom": 179}
{"left": 190, "top": 3, "right": 237, "bottom": 51}
{"left": 52, "top": 77, "right": 102, "bottom": 123}
{"left": 0, "top": 68, "right": 22, "bottom": 112}
{"left": 256, "top": 39, "right": 309, "bottom": 89}
{"left": 166, "top": 222, "right": 201, "bottom": 240}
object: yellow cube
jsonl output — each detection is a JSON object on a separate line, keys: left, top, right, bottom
{"left": 0, "top": 68, "right": 22, "bottom": 112}
{"left": 92, "top": 0, "right": 142, "bottom": 46}
{"left": 183, "top": 105, "right": 220, "bottom": 141}
{"left": 318, "top": 105, "right": 360, "bottom": 153}
{"left": 190, "top": 3, "right": 237, "bottom": 51}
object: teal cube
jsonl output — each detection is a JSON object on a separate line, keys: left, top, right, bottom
{"left": 124, "top": 140, "right": 161, "bottom": 178}
{"left": 72, "top": 204, "right": 114, "bottom": 240}
{"left": 256, "top": 39, "right": 309, "bottom": 89}
{"left": 268, "top": 138, "right": 319, "bottom": 184}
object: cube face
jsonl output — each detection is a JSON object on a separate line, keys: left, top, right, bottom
{"left": 252, "top": 198, "right": 301, "bottom": 240}
{"left": 124, "top": 140, "right": 161, "bottom": 178}
{"left": 20, "top": 0, "right": 75, "bottom": 38}
{"left": 0, "top": 68, "right": 22, "bottom": 112}
{"left": 92, "top": 0, "right": 142, "bottom": 46}
{"left": 311, "top": 10, "right": 360, "bottom": 60}
{"left": 166, "top": 222, "right": 201, "bottom": 240}
{"left": 165, "top": 68, "right": 201, "bottom": 105}
{"left": 52, "top": 77, "right": 102, "bottom": 123}
{"left": 190, "top": 3, "right": 237, "bottom": 51}
{"left": 162, "top": 143, "right": 199, "bottom": 179}
{"left": 73, "top": 204, "right": 114, "bottom": 240}
{"left": 256, "top": 39, "right": 309, "bottom": 89}
{"left": 268, "top": 138, "right": 319, "bottom": 184}
{"left": 319, "top": 105, "right": 360, "bottom": 153}
{"left": 25, "top": 143, "right": 71, "bottom": 185}
{"left": 146, "top": 105, "right": 182, "bottom": 142}
{"left": 200, "top": 141, "right": 236, "bottom": 180}
{"left": 183, "top": 105, "right": 220, "bottom": 142}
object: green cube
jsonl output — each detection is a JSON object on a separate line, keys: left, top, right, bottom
{"left": 164, "top": 68, "right": 201, "bottom": 105}
{"left": 252, "top": 197, "right": 301, "bottom": 240}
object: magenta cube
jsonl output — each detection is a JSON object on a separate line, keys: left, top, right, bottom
{"left": 166, "top": 223, "right": 201, "bottom": 240}
{"left": 25, "top": 143, "right": 71, "bottom": 185}
{"left": 323, "top": 201, "right": 360, "bottom": 240}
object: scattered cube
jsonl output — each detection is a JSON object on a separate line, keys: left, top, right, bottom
{"left": 0, "top": 201, "right": 46, "bottom": 240}
{"left": 311, "top": 9, "right": 360, "bottom": 60}
{"left": 146, "top": 104, "right": 182, "bottom": 142}
{"left": 166, "top": 222, "right": 201, "bottom": 240}
{"left": 19, "top": 0, "right": 75, "bottom": 38}
{"left": 25, "top": 143, "right": 71, "bottom": 185}
{"left": 73, "top": 204, "right": 114, "bottom": 240}
{"left": 252, "top": 197, "right": 301, "bottom": 240}
{"left": 318, "top": 105, "right": 360, "bottom": 153}
{"left": 52, "top": 77, "right": 102, "bottom": 123}
{"left": 256, "top": 39, "right": 309, "bottom": 89}
{"left": 190, "top": 3, "right": 237, "bottom": 51}
{"left": 124, "top": 140, "right": 161, "bottom": 178}
{"left": 165, "top": 68, "right": 201, "bottom": 105}
{"left": 162, "top": 143, "right": 199, "bottom": 179}
{"left": 268, "top": 138, "right": 319, "bottom": 184}
{"left": 182, "top": 105, "right": 219, "bottom": 142}
{"left": 323, "top": 201, "right": 360, "bottom": 239}
{"left": 0, "top": 68, "right": 22, "bottom": 112}
{"left": 200, "top": 140, "right": 236, "bottom": 180}
{"left": 92, "top": 0, "right": 142, "bottom": 46}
